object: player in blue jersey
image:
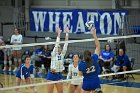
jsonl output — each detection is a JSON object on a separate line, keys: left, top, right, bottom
{"left": 15, "top": 55, "right": 37, "bottom": 93}
{"left": 78, "top": 27, "right": 103, "bottom": 93}
{"left": 46, "top": 27, "right": 69, "bottom": 93}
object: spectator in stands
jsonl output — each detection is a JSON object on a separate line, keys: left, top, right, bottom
{"left": 31, "top": 45, "right": 51, "bottom": 73}
{"left": 99, "top": 44, "right": 114, "bottom": 74}
{"left": 31, "top": 45, "right": 44, "bottom": 73}
{"left": 40, "top": 45, "right": 51, "bottom": 72}
{"left": 10, "top": 28, "right": 23, "bottom": 72}
{"left": 1, "top": 40, "right": 12, "bottom": 71}
{"left": 111, "top": 48, "right": 131, "bottom": 80}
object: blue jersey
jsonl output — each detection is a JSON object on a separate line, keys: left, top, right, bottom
{"left": 35, "top": 48, "right": 44, "bottom": 55}
{"left": 78, "top": 54, "right": 101, "bottom": 91}
{"left": 44, "top": 50, "right": 51, "bottom": 57}
{"left": 16, "top": 64, "right": 34, "bottom": 79}
{"left": 115, "top": 54, "right": 130, "bottom": 67}
{"left": 100, "top": 50, "right": 114, "bottom": 60}
{"left": 78, "top": 54, "right": 100, "bottom": 80}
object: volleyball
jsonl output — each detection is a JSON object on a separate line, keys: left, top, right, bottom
{"left": 107, "top": 39, "right": 114, "bottom": 43}
{"left": 85, "top": 21, "right": 95, "bottom": 30}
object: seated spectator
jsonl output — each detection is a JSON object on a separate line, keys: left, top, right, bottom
{"left": 99, "top": 44, "right": 114, "bottom": 74}
{"left": 31, "top": 45, "right": 44, "bottom": 72}
{"left": 40, "top": 45, "right": 51, "bottom": 72}
{"left": 111, "top": 48, "right": 131, "bottom": 80}
{"left": 31, "top": 45, "right": 51, "bottom": 73}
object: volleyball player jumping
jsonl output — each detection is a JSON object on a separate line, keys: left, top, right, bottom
{"left": 78, "top": 27, "right": 103, "bottom": 93}
{"left": 46, "top": 27, "right": 69, "bottom": 93}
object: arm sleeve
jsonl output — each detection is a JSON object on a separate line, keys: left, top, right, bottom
{"left": 20, "top": 66, "right": 25, "bottom": 80}
{"left": 66, "top": 64, "right": 72, "bottom": 79}
{"left": 78, "top": 62, "right": 83, "bottom": 72}
{"left": 10, "top": 35, "right": 14, "bottom": 44}
{"left": 52, "top": 37, "right": 60, "bottom": 55}
{"left": 121, "top": 55, "right": 129, "bottom": 66}
{"left": 93, "top": 54, "right": 99, "bottom": 62}
{"left": 50, "top": 53, "right": 55, "bottom": 69}
{"left": 62, "top": 43, "right": 68, "bottom": 55}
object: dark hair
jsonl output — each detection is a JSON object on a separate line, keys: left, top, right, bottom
{"left": 24, "top": 55, "right": 30, "bottom": 62}
{"left": 84, "top": 50, "right": 92, "bottom": 67}
{"left": 72, "top": 53, "right": 81, "bottom": 58}
{"left": 15, "top": 28, "right": 21, "bottom": 34}
{"left": 105, "top": 44, "right": 111, "bottom": 51}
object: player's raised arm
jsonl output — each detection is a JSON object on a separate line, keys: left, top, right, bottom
{"left": 62, "top": 27, "right": 69, "bottom": 55}
{"left": 52, "top": 27, "right": 62, "bottom": 53}
{"left": 91, "top": 27, "right": 100, "bottom": 56}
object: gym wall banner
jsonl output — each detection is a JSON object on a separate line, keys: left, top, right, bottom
{"left": 30, "top": 9, "right": 128, "bottom": 35}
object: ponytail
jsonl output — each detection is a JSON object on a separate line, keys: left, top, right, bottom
{"left": 84, "top": 50, "right": 92, "bottom": 67}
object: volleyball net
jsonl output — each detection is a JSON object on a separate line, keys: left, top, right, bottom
{"left": 0, "top": 34, "right": 140, "bottom": 93}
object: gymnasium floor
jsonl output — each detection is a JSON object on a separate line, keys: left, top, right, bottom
{"left": 0, "top": 73, "right": 140, "bottom": 93}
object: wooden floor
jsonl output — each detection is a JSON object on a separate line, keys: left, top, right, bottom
{"left": 0, "top": 74, "right": 140, "bottom": 93}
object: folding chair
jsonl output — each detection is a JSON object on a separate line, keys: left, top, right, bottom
{"left": 126, "top": 57, "right": 135, "bottom": 81}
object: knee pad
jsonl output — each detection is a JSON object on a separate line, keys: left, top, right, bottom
{"left": 9, "top": 61, "right": 12, "bottom": 65}
{"left": 18, "top": 58, "right": 22, "bottom": 62}
{"left": 95, "top": 88, "right": 103, "bottom": 93}
{"left": 14, "top": 58, "right": 18, "bottom": 62}
{"left": 4, "top": 61, "right": 7, "bottom": 65}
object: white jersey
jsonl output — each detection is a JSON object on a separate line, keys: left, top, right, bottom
{"left": 10, "top": 34, "right": 23, "bottom": 50}
{"left": 67, "top": 64, "right": 81, "bottom": 85}
{"left": 50, "top": 37, "right": 68, "bottom": 72}
{"left": 51, "top": 53, "right": 65, "bottom": 72}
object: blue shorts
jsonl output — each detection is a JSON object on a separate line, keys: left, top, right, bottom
{"left": 82, "top": 78, "right": 101, "bottom": 91}
{"left": 46, "top": 71, "right": 63, "bottom": 81}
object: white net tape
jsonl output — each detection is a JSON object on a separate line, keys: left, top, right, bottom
{"left": 0, "top": 69, "right": 140, "bottom": 90}
{"left": 0, "top": 34, "right": 140, "bottom": 49}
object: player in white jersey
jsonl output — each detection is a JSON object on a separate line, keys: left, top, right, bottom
{"left": 67, "top": 54, "right": 82, "bottom": 93}
{"left": 10, "top": 28, "right": 23, "bottom": 72}
{"left": 46, "top": 27, "right": 69, "bottom": 93}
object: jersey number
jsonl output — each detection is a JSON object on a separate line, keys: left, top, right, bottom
{"left": 58, "top": 56, "right": 61, "bottom": 60}
{"left": 86, "top": 66, "right": 95, "bottom": 74}
{"left": 73, "top": 72, "right": 78, "bottom": 76}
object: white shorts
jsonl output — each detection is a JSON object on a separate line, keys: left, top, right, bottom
{"left": 111, "top": 65, "right": 120, "bottom": 73}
